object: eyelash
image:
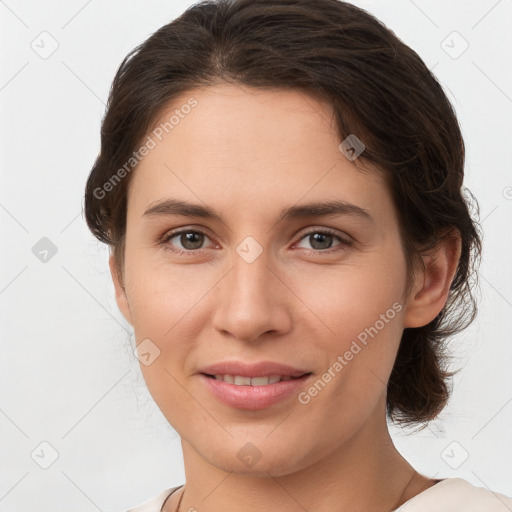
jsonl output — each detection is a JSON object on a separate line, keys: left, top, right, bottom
{"left": 159, "top": 227, "right": 353, "bottom": 256}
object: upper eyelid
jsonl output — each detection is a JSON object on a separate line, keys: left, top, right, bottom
{"left": 161, "top": 227, "right": 216, "bottom": 245}
{"left": 294, "top": 228, "right": 352, "bottom": 249}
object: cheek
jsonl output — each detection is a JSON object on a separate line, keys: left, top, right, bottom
{"left": 124, "top": 260, "right": 205, "bottom": 425}
{"left": 292, "top": 268, "right": 406, "bottom": 429}
{"left": 288, "top": 253, "right": 407, "bottom": 400}
{"left": 124, "top": 259, "right": 219, "bottom": 413}
{"left": 124, "top": 255, "right": 216, "bottom": 338}
{"left": 290, "top": 255, "right": 406, "bottom": 340}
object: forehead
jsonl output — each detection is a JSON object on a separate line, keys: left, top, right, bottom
{"left": 128, "top": 83, "right": 391, "bottom": 221}
{"left": 148, "top": 83, "right": 341, "bottom": 158}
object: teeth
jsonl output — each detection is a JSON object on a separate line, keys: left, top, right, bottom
{"left": 213, "top": 374, "right": 293, "bottom": 385}
{"left": 234, "top": 376, "right": 251, "bottom": 386}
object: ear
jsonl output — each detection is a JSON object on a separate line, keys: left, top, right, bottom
{"left": 403, "top": 231, "right": 462, "bottom": 328}
{"left": 109, "top": 253, "right": 133, "bottom": 326}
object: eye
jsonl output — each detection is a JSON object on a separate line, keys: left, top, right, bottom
{"left": 160, "top": 227, "right": 352, "bottom": 255}
{"left": 294, "top": 228, "right": 352, "bottom": 253}
{"left": 160, "top": 229, "right": 216, "bottom": 254}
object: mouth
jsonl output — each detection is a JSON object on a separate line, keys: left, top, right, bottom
{"left": 201, "top": 372, "right": 312, "bottom": 386}
{"left": 200, "top": 371, "right": 313, "bottom": 410}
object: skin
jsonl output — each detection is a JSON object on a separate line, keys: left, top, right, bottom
{"left": 110, "top": 83, "right": 461, "bottom": 511}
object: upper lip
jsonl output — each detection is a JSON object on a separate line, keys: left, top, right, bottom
{"left": 199, "top": 360, "right": 311, "bottom": 378}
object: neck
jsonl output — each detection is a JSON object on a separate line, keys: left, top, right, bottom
{"left": 173, "top": 399, "right": 424, "bottom": 512}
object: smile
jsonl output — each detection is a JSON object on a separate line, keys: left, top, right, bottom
{"left": 205, "top": 374, "right": 302, "bottom": 385}
{"left": 200, "top": 372, "right": 313, "bottom": 410}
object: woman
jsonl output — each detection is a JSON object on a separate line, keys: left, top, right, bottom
{"left": 84, "top": 0, "right": 512, "bottom": 510}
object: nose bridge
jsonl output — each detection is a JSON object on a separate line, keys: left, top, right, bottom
{"left": 229, "top": 237, "right": 274, "bottom": 311}
{"left": 211, "top": 236, "right": 289, "bottom": 341}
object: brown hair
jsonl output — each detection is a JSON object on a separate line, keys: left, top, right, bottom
{"left": 84, "top": 0, "right": 482, "bottom": 428}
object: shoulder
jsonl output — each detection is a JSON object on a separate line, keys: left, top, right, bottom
{"left": 125, "top": 485, "right": 183, "bottom": 512}
{"left": 395, "top": 478, "right": 512, "bottom": 511}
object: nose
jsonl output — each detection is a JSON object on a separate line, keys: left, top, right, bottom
{"left": 211, "top": 246, "right": 293, "bottom": 343}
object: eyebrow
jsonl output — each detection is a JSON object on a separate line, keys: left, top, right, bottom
{"left": 142, "top": 198, "right": 373, "bottom": 224}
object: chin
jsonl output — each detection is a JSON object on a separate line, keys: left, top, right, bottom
{"left": 195, "top": 436, "right": 315, "bottom": 477}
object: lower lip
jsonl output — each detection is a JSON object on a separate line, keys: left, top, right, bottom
{"left": 200, "top": 373, "right": 312, "bottom": 410}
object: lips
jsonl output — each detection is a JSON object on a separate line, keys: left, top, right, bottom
{"left": 200, "top": 372, "right": 313, "bottom": 410}
{"left": 198, "top": 360, "right": 313, "bottom": 409}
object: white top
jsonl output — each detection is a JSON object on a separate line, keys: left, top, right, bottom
{"left": 126, "top": 479, "right": 512, "bottom": 512}
{"left": 126, "top": 485, "right": 182, "bottom": 512}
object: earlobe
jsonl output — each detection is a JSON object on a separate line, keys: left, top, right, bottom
{"left": 403, "top": 232, "right": 462, "bottom": 328}
{"left": 108, "top": 254, "right": 133, "bottom": 326}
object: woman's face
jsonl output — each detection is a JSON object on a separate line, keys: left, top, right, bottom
{"left": 112, "top": 83, "right": 418, "bottom": 476}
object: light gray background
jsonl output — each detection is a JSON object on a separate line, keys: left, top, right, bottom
{"left": 1, "top": 0, "right": 511, "bottom": 510}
